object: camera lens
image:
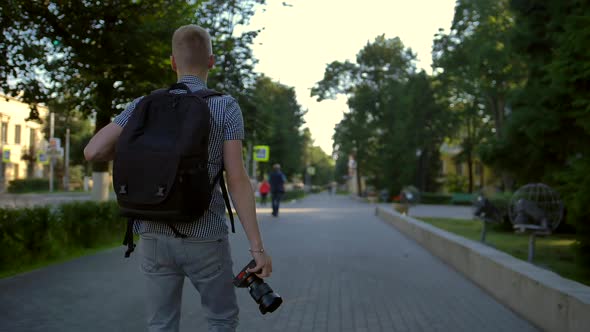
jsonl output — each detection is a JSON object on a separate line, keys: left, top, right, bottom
{"left": 259, "top": 292, "right": 283, "bottom": 314}
{"left": 248, "top": 280, "right": 283, "bottom": 314}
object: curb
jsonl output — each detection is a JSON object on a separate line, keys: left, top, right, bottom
{"left": 376, "top": 205, "right": 590, "bottom": 332}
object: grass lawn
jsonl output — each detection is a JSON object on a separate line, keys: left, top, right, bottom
{"left": 419, "top": 217, "right": 590, "bottom": 287}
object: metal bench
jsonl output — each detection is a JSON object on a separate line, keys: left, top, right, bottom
{"left": 451, "top": 193, "right": 475, "bottom": 205}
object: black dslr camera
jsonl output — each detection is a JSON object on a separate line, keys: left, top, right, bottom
{"left": 233, "top": 260, "right": 283, "bottom": 314}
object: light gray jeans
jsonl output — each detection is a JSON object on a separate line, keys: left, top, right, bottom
{"left": 138, "top": 233, "right": 239, "bottom": 332}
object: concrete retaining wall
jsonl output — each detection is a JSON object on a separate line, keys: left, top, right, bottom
{"left": 376, "top": 206, "right": 590, "bottom": 332}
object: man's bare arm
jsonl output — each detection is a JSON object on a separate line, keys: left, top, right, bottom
{"left": 84, "top": 123, "right": 123, "bottom": 161}
{"left": 224, "top": 139, "right": 272, "bottom": 278}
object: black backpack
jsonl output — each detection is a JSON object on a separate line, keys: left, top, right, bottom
{"left": 113, "top": 83, "right": 234, "bottom": 257}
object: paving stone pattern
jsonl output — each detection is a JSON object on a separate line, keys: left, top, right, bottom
{"left": 0, "top": 193, "right": 538, "bottom": 332}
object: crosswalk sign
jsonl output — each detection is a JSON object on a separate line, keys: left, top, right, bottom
{"left": 37, "top": 150, "right": 49, "bottom": 165}
{"left": 253, "top": 145, "right": 270, "bottom": 162}
{"left": 2, "top": 148, "right": 10, "bottom": 162}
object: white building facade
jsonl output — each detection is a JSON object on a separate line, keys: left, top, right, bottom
{"left": 0, "top": 95, "right": 48, "bottom": 190}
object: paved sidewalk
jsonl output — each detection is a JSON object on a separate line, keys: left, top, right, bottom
{"left": 0, "top": 193, "right": 537, "bottom": 332}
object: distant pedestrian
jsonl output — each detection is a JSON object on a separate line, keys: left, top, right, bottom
{"left": 269, "top": 164, "right": 286, "bottom": 217}
{"left": 259, "top": 179, "right": 270, "bottom": 206}
{"left": 330, "top": 181, "right": 337, "bottom": 196}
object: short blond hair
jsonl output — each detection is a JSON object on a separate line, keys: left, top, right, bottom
{"left": 172, "top": 25, "right": 212, "bottom": 72}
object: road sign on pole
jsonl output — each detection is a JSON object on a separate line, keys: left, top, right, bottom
{"left": 253, "top": 145, "right": 270, "bottom": 162}
{"left": 49, "top": 112, "right": 55, "bottom": 192}
{"left": 49, "top": 137, "right": 61, "bottom": 150}
{"left": 2, "top": 148, "right": 10, "bottom": 163}
{"left": 37, "top": 150, "right": 49, "bottom": 165}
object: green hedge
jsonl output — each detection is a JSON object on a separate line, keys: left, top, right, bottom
{"left": 283, "top": 189, "right": 305, "bottom": 201}
{"left": 7, "top": 179, "right": 50, "bottom": 193}
{"left": 420, "top": 192, "right": 452, "bottom": 205}
{"left": 0, "top": 201, "right": 126, "bottom": 274}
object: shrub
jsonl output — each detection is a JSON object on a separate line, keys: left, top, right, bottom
{"left": 58, "top": 201, "right": 125, "bottom": 248}
{"left": 0, "top": 201, "right": 126, "bottom": 273}
{"left": 7, "top": 179, "right": 50, "bottom": 193}
{"left": 0, "top": 206, "right": 60, "bottom": 268}
{"left": 487, "top": 193, "right": 514, "bottom": 232}
{"left": 283, "top": 189, "right": 305, "bottom": 201}
{"left": 444, "top": 174, "right": 468, "bottom": 193}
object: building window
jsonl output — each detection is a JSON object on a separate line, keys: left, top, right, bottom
{"left": 29, "top": 128, "right": 36, "bottom": 149}
{"left": 14, "top": 163, "right": 19, "bottom": 179}
{"left": 15, "top": 125, "right": 21, "bottom": 144}
{"left": 1, "top": 122, "right": 7, "bottom": 144}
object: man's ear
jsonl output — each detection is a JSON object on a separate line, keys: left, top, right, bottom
{"left": 208, "top": 55, "right": 215, "bottom": 69}
{"left": 170, "top": 55, "right": 177, "bottom": 72}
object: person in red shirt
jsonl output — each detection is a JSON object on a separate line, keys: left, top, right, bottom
{"left": 259, "top": 179, "right": 270, "bottom": 206}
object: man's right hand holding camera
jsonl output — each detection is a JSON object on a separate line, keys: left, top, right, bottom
{"left": 247, "top": 248, "right": 273, "bottom": 278}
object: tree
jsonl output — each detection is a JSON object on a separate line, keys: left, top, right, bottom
{"left": 0, "top": 1, "right": 193, "bottom": 179}
{"left": 432, "top": 0, "right": 522, "bottom": 190}
{"left": 490, "top": 0, "right": 590, "bottom": 262}
{"left": 1, "top": 0, "right": 264, "bottom": 197}
{"left": 313, "top": 36, "right": 417, "bottom": 195}
{"left": 250, "top": 76, "right": 306, "bottom": 178}
{"left": 300, "top": 128, "right": 334, "bottom": 187}
{"left": 201, "top": 0, "right": 264, "bottom": 149}
{"left": 433, "top": 0, "right": 520, "bottom": 137}
{"left": 316, "top": 36, "right": 449, "bottom": 195}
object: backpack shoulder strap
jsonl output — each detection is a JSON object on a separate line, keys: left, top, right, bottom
{"left": 148, "top": 86, "right": 223, "bottom": 98}
{"left": 193, "top": 89, "right": 224, "bottom": 99}
{"left": 150, "top": 83, "right": 193, "bottom": 95}
{"left": 150, "top": 88, "right": 169, "bottom": 95}
{"left": 219, "top": 175, "right": 235, "bottom": 233}
{"left": 212, "top": 168, "right": 235, "bottom": 233}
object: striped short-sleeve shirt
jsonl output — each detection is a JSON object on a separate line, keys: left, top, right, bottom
{"left": 113, "top": 75, "right": 244, "bottom": 238}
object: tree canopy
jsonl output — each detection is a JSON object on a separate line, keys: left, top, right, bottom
{"left": 0, "top": 0, "right": 263, "bottom": 172}
{"left": 314, "top": 35, "right": 449, "bottom": 195}
{"left": 312, "top": 0, "right": 590, "bottom": 265}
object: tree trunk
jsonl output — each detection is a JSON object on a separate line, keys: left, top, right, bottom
{"left": 480, "top": 162, "right": 484, "bottom": 189}
{"left": 489, "top": 94, "right": 512, "bottom": 191}
{"left": 489, "top": 94, "right": 505, "bottom": 138}
{"left": 416, "top": 153, "right": 423, "bottom": 192}
{"left": 356, "top": 160, "right": 362, "bottom": 196}
{"left": 467, "top": 151, "right": 473, "bottom": 193}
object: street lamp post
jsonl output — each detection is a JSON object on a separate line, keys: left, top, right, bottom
{"left": 416, "top": 148, "right": 422, "bottom": 191}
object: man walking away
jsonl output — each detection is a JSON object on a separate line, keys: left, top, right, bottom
{"left": 269, "top": 164, "right": 286, "bottom": 217}
{"left": 84, "top": 24, "right": 272, "bottom": 332}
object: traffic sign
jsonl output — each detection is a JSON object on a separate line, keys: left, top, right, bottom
{"left": 37, "top": 150, "right": 49, "bottom": 165}
{"left": 47, "top": 147, "right": 64, "bottom": 159}
{"left": 49, "top": 137, "right": 61, "bottom": 149}
{"left": 2, "top": 148, "right": 10, "bottom": 162}
{"left": 253, "top": 145, "right": 270, "bottom": 162}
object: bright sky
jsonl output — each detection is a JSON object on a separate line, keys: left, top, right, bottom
{"left": 246, "top": 0, "right": 457, "bottom": 155}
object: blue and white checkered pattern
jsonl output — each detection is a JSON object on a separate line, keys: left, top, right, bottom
{"left": 113, "top": 75, "right": 244, "bottom": 238}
